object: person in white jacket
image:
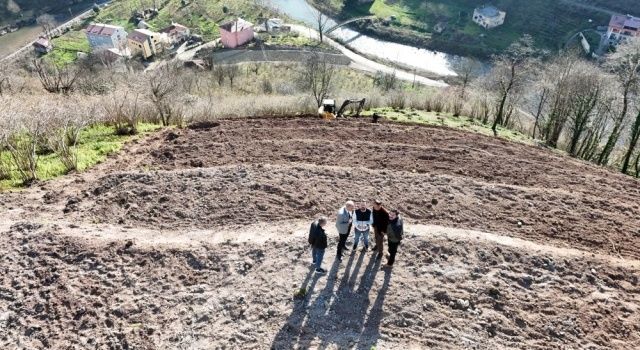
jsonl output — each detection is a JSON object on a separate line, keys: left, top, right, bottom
{"left": 352, "top": 200, "right": 373, "bottom": 252}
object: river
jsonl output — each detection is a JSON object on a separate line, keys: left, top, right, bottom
{"left": 267, "top": 0, "right": 462, "bottom": 77}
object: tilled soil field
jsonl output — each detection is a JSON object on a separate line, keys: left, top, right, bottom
{"left": 67, "top": 117, "right": 640, "bottom": 259}
{"left": 1, "top": 116, "right": 639, "bottom": 349}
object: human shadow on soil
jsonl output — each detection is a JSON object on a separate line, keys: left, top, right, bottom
{"left": 271, "top": 247, "right": 388, "bottom": 349}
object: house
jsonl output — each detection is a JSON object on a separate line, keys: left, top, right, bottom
{"left": 33, "top": 37, "right": 53, "bottom": 53}
{"left": 219, "top": 18, "right": 254, "bottom": 48}
{"left": 473, "top": 5, "right": 506, "bottom": 29}
{"left": 160, "top": 23, "right": 190, "bottom": 44}
{"left": 85, "top": 23, "right": 128, "bottom": 50}
{"left": 127, "top": 28, "right": 164, "bottom": 59}
{"left": 606, "top": 14, "right": 640, "bottom": 46}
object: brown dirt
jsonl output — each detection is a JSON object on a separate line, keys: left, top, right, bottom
{"left": 69, "top": 117, "right": 640, "bottom": 259}
{"left": 0, "top": 116, "right": 639, "bottom": 349}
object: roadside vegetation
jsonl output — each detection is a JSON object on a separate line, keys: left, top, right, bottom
{"left": 310, "top": 0, "right": 635, "bottom": 58}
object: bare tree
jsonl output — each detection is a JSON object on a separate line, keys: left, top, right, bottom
{"left": 566, "top": 61, "right": 607, "bottom": 156}
{"left": 315, "top": 11, "right": 330, "bottom": 43}
{"left": 0, "top": 99, "right": 52, "bottom": 184}
{"left": 455, "top": 59, "right": 483, "bottom": 100}
{"left": 599, "top": 39, "right": 640, "bottom": 168}
{"left": 148, "top": 65, "right": 180, "bottom": 126}
{"left": 37, "top": 14, "right": 56, "bottom": 39}
{"left": 300, "top": 53, "right": 335, "bottom": 108}
{"left": 486, "top": 35, "right": 538, "bottom": 136}
{"left": 609, "top": 39, "right": 640, "bottom": 173}
{"left": 225, "top": 65, "right": 240, "bottom": 87}
{"left": 213, "top": 65, "right": 225, "bottom": 86}
{"left": 32, "top": 59, "right": 81, "bottom": 94}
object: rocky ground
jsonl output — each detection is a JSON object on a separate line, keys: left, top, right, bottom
{"left": 1, "top": 116, "right": 639, "bottom": 349}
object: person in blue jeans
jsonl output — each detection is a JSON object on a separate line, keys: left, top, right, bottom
{"left": 308, "top": 216, "right": 328, "bottom": 274}
{"left": 352, "top": 200, "right": 373, "bottom": 252}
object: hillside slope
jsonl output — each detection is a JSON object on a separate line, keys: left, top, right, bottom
{"left": 0, "top": 116, "right": 638, "bottom": 349}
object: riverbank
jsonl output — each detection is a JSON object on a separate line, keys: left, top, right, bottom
{"left": 308, "top": 0, "right": 614, "bottom": 59}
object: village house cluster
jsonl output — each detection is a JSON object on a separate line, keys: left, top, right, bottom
{"left": 77, "top": 16, "right": 267, "bottom": 62}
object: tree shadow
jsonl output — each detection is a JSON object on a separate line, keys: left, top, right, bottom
{"left": 271, "top": 248, "right": 390, "bottom": 349}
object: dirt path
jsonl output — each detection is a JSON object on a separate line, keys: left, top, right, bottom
{"left": 2, "top": 216, "right": 637, "bottom": 270}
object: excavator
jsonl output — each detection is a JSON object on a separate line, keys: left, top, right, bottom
{"left": 319, "top": 98, "right": 366, "bottom": 120}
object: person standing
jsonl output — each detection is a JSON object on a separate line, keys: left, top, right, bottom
{"left": 335, "top": 200, "right": 355, "bottom": 260}
{"left": 353, "top": 200, "right": 373, "bottom": 252}
{"left": 371, "top": 200, "right": 389, "bottom": 260}
{"left": 385, "top": 209, "right": 403, "bottom": 268}
{"left": 310, "top": 216, "right": 328, "bottom": 273}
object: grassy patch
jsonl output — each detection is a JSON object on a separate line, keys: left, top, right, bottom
{"left": 0, "top": 123, "right": 162, "bottom": 190}
{"left": 46, "top": 30, "right": 91, "bottom": 66}
{"left": 364, "top": 107, "right": 535, "bottom": 145}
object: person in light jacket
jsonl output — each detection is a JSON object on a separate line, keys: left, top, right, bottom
{"left": 335, "top": 200, "right": 355, "bottom": 260}
{"left": 352, "top": 200, "right": 373, "bottom": 252}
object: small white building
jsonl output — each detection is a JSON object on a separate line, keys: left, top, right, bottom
{"left": 159, "top": 23, "right": 191, "bottom": 44}
{"left": 85, "top": 23, "right": 128, "bottom": 50}
{"left": 473, "top": 5, "right": 506, "bottom": 29}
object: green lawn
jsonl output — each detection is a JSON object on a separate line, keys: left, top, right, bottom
{"left": 46, "top": 30, "right": 91, "bottom": 66}
{"left": 363, "top": 107, "right": 535, "bottom": 145}
{"left": 0, "top": 123, "right": 162, "bottom": 189}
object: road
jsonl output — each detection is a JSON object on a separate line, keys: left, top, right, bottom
{"left": 0, "top": 0, "right": 114, "bottom": 62}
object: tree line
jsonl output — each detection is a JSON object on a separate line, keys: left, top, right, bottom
{"left": 471, "top": 35, "right": 640, "bottom": 177}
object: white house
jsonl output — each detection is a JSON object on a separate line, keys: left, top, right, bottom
{"left": 85, "top": 23, "right": 128, "bottom": 50}
{"left": 473, "top": 5, "right": 506, "bottom": 29}
{"left": 606, "top": 14, "right": 640, "bottom": 46}
{"left": 159, "top": 23, "right": 190, "bottom": 44}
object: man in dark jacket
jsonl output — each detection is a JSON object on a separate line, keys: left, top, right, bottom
{"left": 371, "top": 199, "right": 389, "bottom": 260}
{"left": 309, "top": 216, "right": 328, "bottom": 274}
{"left": 385, "top": 209, "right": 403, "bottom": 268}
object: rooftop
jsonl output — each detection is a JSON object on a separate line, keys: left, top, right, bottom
{"left": 86, "top": 23, "right": 124, "bottom": 37}
{"left": 475, "top": 5, "right": 502, "bottom": 18}
{"left": 219, "top": 18, "right": 253, "bottom": 33}
{"left": 609, "top": 14, "right": 640, "bottom": 30}
{"left": 33, "top": 37, "right": 50, "bottom": 47}
{"left": 160, "top": 23, "right": 189, "bottom": 33}
{"left": 128, "top": 29, "right": 156, "bottom": 43}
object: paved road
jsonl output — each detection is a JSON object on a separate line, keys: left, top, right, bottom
{"left": 289, "top": 24, "right": 448, "bottom": 87}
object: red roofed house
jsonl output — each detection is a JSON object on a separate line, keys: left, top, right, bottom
{"left": 160, "top": 22, "right": 191, "bottom": 44}
{"left": 219, "top": 18, "right": 254, "bottom": 48}
{"left": 127, "top": 28, "right": 164, "bottom": 59}
{"left": 85, "top": 23, "right": 128, "bottom": 50}
{"left": 32, "top": 37, "right": 53, "bottom": 54}
{"left": 607, "top": 14, "right": 640, "bottom": 46}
